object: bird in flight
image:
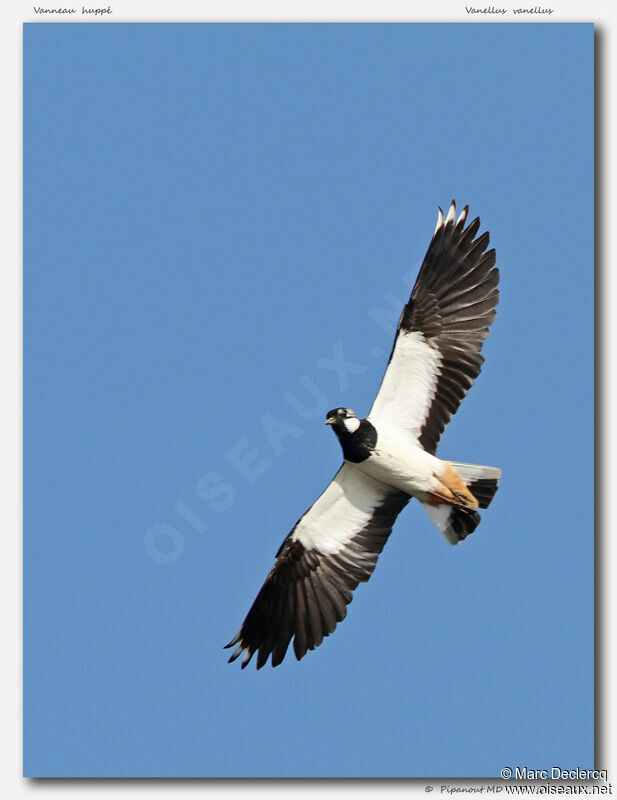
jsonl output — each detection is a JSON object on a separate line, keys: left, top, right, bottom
{"left": 226, "top": 200, "right": 501, "bottom": 669}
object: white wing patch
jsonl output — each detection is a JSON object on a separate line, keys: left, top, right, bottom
{"left": 368, "top": 329, "right": 442, "bottom": 443}
{"left": 291, "top": 465, "right": 394, "bottom": 554}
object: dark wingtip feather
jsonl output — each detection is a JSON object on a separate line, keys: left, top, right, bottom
{"left": 224, "top": 630, "right": 241, "bottom": 649}
{"left": 256, "top": 649, "right": 269, "bottom": 670}
{"left": 240, "top": 649, "right": 254, "bottom": 669}
{"left": 481, "top": 248, "right": 497, "bottom": 269}
{"left": 455, "top": 204, "right": 469, "bottom": 229}
{"left": 476, "top": 229, "right": 490, "bottom": 250}
{"left": 226, "top": 637, "right": 247, "bottom": 663}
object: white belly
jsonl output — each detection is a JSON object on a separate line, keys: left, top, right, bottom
{"left": 354, "top": 428, "right": 444, "bottom": 499}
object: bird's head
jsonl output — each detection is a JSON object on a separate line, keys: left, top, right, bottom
{"left": 325, "top": 407, "right": 361, "bottom": 434}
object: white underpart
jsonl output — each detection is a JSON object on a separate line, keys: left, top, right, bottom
{"left": 457, "top": 206, "right": 468, "bottom": 226}
{"left": 433, "top": 207, "right": 444, "bottom": 235}
{"left": 368, "top": 329, "right": 442, "bottom": 444}
{"left": 354, "top": 427, "right": 445, "bottom": 499}
{"left": 445, "top": 200, "right": 456, "bottom": 222}
{"left": 343, "top": 416, "right": 361, "bottom": 433}
{"left": 291, "top": 465, "right": 394, "bottom": 554}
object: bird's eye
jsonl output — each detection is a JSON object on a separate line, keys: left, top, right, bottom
{"left": 339, "top": 408, "right": 345, "bottom": 416}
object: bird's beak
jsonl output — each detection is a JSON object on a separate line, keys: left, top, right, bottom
{"left": 325, "top": 417, "right": 336, "bottom": 425}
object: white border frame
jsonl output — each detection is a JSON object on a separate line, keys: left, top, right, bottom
{"left": 5, "top": 2, "right": 613, "bottom": 796}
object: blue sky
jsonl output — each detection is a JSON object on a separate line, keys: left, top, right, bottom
{"left": 23, "top": 23, "right": 593, "bottom": 777}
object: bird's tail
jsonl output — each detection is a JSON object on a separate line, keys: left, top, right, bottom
{"left": 421, "top": 462, "right": 501, "bottom": 545}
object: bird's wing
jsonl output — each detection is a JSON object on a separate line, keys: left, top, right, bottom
{"left": 225, "top": 464, "right": 409, "bottom": 669}
{"left": 368, "top": 200, "right": 499, "bottom": 454}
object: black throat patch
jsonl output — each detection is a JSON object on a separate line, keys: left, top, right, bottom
{"left": 332, "top": 418, "right": 378, "bottom": 463}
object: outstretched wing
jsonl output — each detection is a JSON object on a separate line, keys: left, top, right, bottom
{"left": 369, "top": 200, "right": 499, "bottom": 454}
{"left": 225, "top": 464, "right": 409, "bottom": 669}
